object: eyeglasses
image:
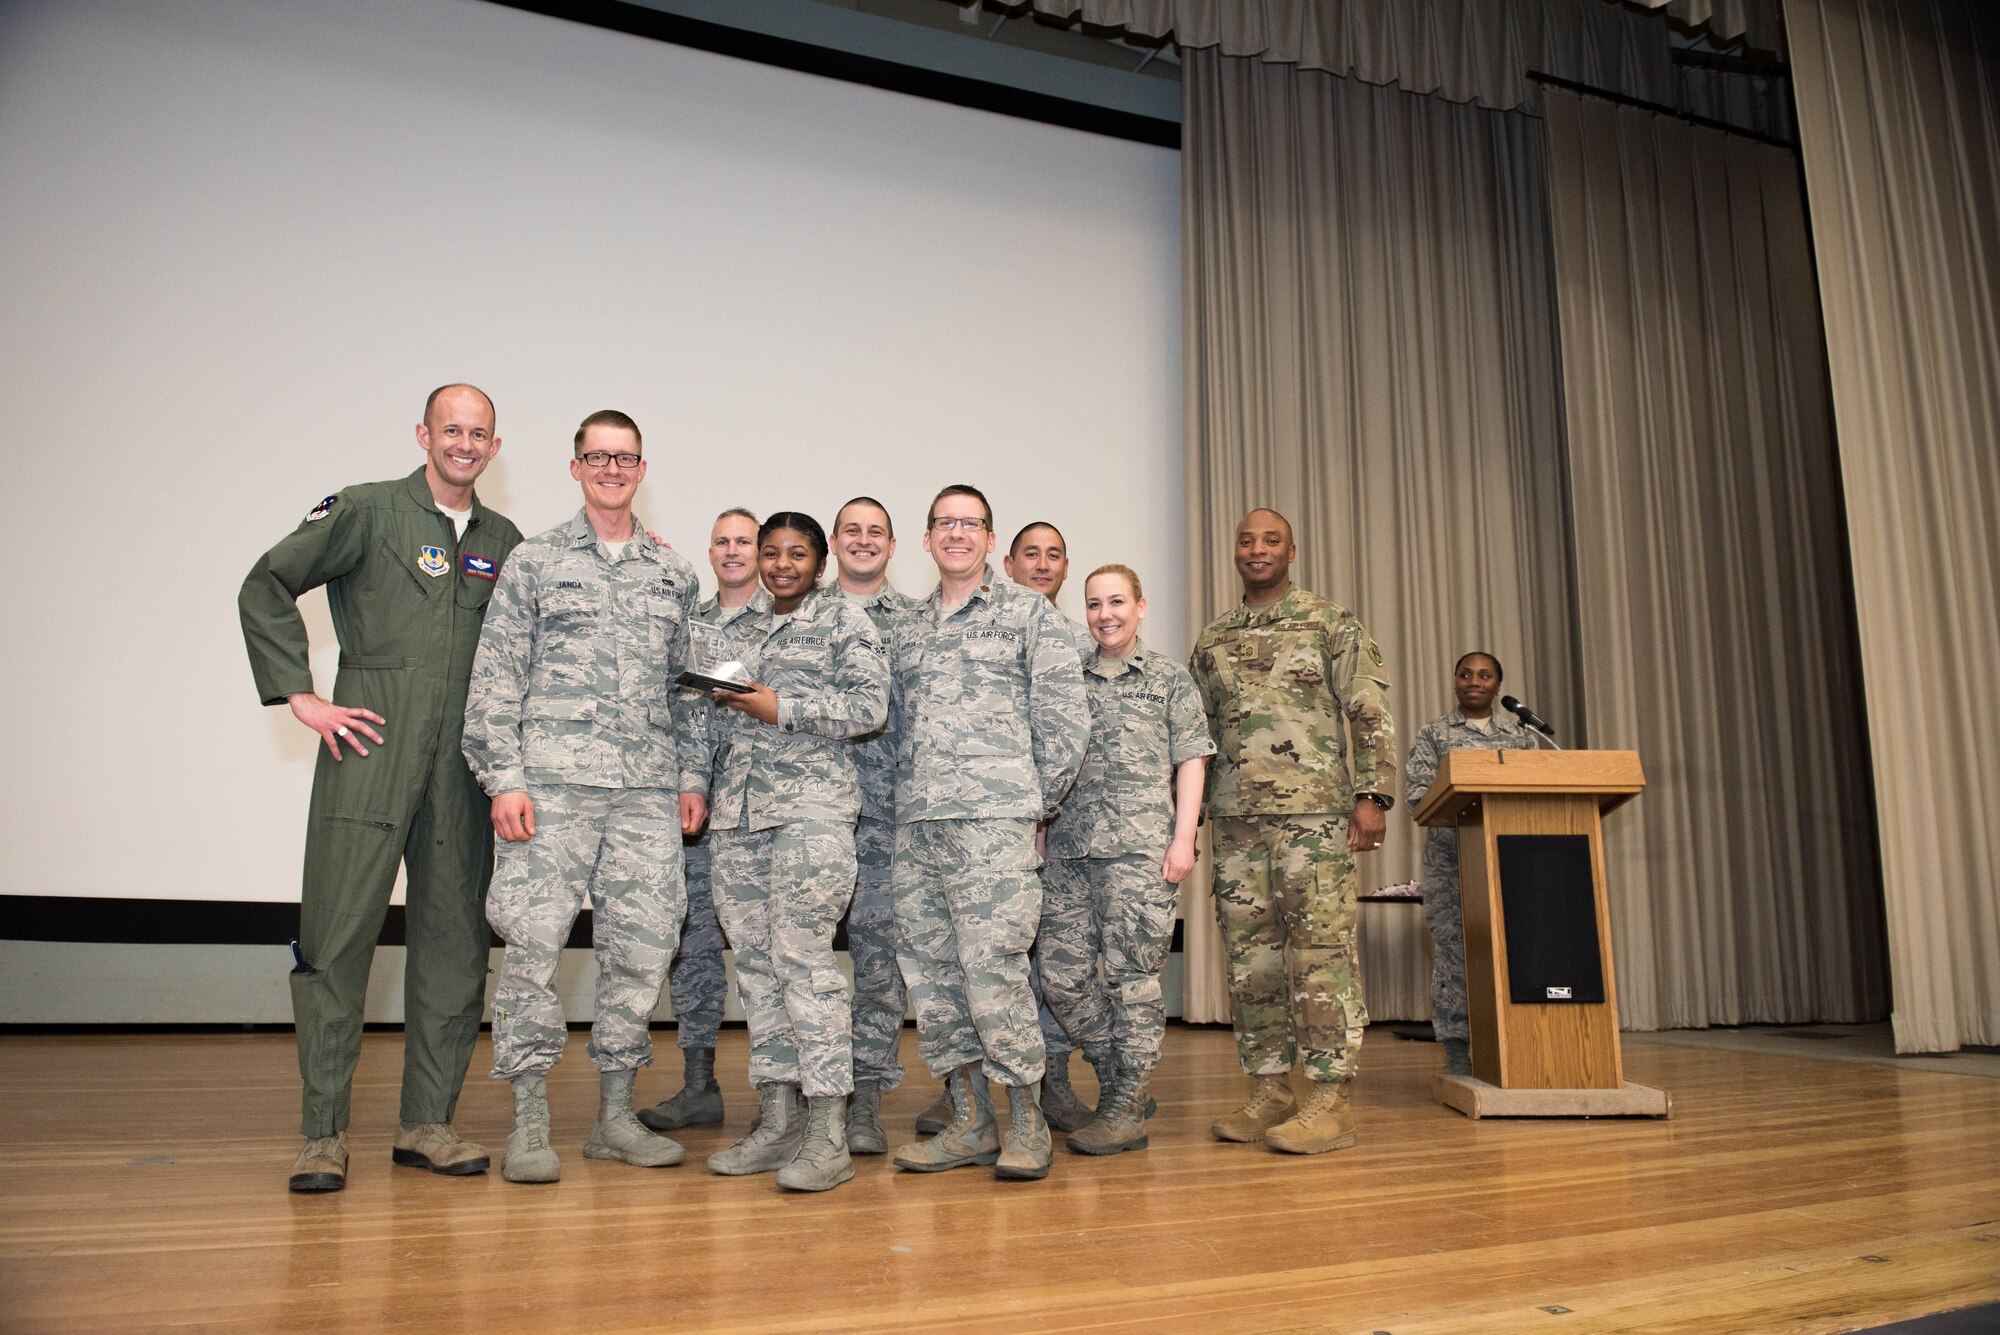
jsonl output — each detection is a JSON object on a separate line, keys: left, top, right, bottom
{"left": 577, "top": 451, "right": 642, "bottom": 469}
{"left": 929, "top": 516, "right": 989, "bottom": 533}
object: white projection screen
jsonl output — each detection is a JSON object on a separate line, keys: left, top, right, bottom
{"left": 0, "top": 0, "right": 1182, "bottom": 909}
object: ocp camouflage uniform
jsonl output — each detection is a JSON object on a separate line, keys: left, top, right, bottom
{"left": 462, "top": 510, "right": 708, "bottom": 1079}
{"left": 707, "top": 586, "right": 888, "bottom": 1098}
{"left": 1189, "top": 584, "right": 1395, "bottom": 1084}
{"left": 1030, "top": 606, "right": 1098, "bottom": 1061}
{"left": 1404, "top": 708, "right": 1534, "bottom": 1042}
{"left": 1045, "top": 639, "right": 1214, "bottom": 1072}
{"left": 843, "top": 582, "right": 923, "bottom": 1092}
{"left": 889, "top": 564, "right": 1089, "bottom": 1087}
{"left": 240, "top": 469, "right": 522, "bottom": 1138}
{"left": 666, "top": 596, "right": 757, "bottom": 1050}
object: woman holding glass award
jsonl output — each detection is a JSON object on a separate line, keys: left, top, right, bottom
{"left": 697, "top": 512, "right": 889, "bottom": 1192}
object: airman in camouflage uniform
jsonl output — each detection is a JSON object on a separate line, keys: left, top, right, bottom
{"left": 1002, "top": 520, "right": 1102, "bottom": 1130}
{"left": 702, "top": 573, "right": 887, "bottom": 1185}
{"left": 1405, "top": 653, "right": 1535, "bottom": 1075}
{"left": 462, "top": 411, "right": 708, "bottom": 1182}
{"left": 830, "top": 497, "right": 920, "bottom": 1154}
{"left": 1046, "top": 602, "right": 1213, "bottom": 1154}
{"left": 889, "top": 488, "right": 1089, "bottom": 1181}
{"left": 642, "top": 565, "right": 760, "bottom": 1135}
{"left": 1189, "top": 509, "right": 1395, "bottom": 1155}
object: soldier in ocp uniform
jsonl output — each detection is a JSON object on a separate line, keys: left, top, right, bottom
{"left": 240, "top": 383, "right": 521, "bottom": 1194}
{"left": 701, "top": 512, "right": 889, "bottom": 1192}
{"left": 888, "top": 485, "right": 1089, "bottom": 1182}
{"left": 830, "top": 497, "right": 921, "bottom": 1155}
{"left": 1044, "top": 564, "right": 1213, "bottom": 1156}
{"left": 640, "top": 508, "right": 761, "bottom": 1136}
{"left": 1189, "top": 508, "right": 1396, "bottom": 1155}
{"left": 462, "top": 410, "right": 710, "bottom": 1184}
{"left": 1404, "top": 652, "right": 1535, "bottom": 1076}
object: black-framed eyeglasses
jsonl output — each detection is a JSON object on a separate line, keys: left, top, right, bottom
{"left": 577, "top": 451, "right": 642, "bottom": 469}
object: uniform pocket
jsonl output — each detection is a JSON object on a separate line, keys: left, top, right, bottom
{"left": 456, "top": 576, "right": 495, "bottom": 611}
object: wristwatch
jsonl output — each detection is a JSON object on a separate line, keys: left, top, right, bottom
{"left": 1358, "top": 792, "right": 1394, "bottom": 812}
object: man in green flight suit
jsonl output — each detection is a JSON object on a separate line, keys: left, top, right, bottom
{"left": 240, "top": 384, "right": 523, "bottom": 1193}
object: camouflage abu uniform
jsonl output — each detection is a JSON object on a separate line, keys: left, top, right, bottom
{"left": 463, "top": 510, "right": 709, "bottom": 1079}
{"left": 842, "top": 582, "right": 923, "bottom": 1092}
{"left": 1189, "top": 584, "right": 1395, "bottom": 1084}
{"left": 667, "top": 595, "right": 758, "bottom": 1051}
{"left": 889, "top": 563, "right": 1088, "bottom": 1087}
{"left": 1044, "top": 639, "right": 1214, "bottom": 1072}
{"left": 1404, "top": 709, "right": 1534, "bottom": 1042}
{"left": 1028, "top": 606, "right": 1099, "bottom": 1062}
{"left": 707, "top": 586, "right": 888, "bottom": 1098}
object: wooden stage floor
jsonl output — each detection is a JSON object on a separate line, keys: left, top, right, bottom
{"left": 2, "top": 1025, "right": 1996, "bottom": 1334}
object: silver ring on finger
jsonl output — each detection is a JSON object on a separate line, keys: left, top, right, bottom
{"left": 336, "top": 726, "right": 351, "bottom": 737}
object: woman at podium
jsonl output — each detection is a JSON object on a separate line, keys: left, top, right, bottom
{"left": 1403, "top": 653, "right": 1537, "bottom": 1076}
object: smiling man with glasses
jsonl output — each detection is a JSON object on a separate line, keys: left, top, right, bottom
{"left": 462, "top": 410, "right": 711, "bottom": 1184}
{"left": 883, "top": 484, "right": 1089, "bottom": 1181}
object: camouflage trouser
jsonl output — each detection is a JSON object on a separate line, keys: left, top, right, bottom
{"left": 1420, "top": 826, "right": 1468, "bottom": 1043}
{"left": 710, "top": 820, "right": 857, "bottom": 1098}
{"left": 1030, "top": 873, "right": 1074, "bottom": 1058}
{"left": 891, "top": 818, "right": 1045, "bottom": 1087}
{"left": 1211, "top": 813, "right": 1366, "bottom": 1084}
{"left": 487, "top": 784, "right": 684, "bottom": 1079}
{"left": 668, "top": 835, "right": 727, "bottom": 1050}
{"left": 1043, "top": 854, "right": 1179, "bottom": 1072}
{"left": 848, "top": 817, "right": 907, "bottom": 1090}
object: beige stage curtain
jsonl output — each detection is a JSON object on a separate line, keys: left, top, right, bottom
{"left": 1025, "top": 0, "right": 1681, "bottom": 108}
{"left": 1782, "top": 0, "right": 2000, "bottom": 1052}
{"left": 1179, "top": 48, "right": 1580, "bottom": 1021}
{"left": 1543, "top": 87, "right": 1887, "bottom": 1030}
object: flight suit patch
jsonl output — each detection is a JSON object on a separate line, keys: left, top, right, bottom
{"left": 418, "top": 546, "right": 449, "bottom": 578}
{"left": 305, "top": 495, "right": 337, "bottom": 522}
{"left": 462, "top": 553, "right": 498, "bottom": 581}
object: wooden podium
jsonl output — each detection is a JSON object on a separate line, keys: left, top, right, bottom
{"left": 1413, "top": 748, "right": 1669, "bottom": 1119}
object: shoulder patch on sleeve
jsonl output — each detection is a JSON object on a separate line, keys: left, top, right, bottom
{"left": 305, "top": 495, "right": 338, "bottom": 522}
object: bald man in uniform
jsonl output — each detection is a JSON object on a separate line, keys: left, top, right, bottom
{"left": 241, "top": 384, "right": 522, "bottom": 1192}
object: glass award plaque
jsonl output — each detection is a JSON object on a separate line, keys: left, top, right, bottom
{"left": 677, "top": 619, "right": 755, "bottom": 694}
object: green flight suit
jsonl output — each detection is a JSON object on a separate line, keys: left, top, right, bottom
{"left": 240, "top": 467, "right": 523, "bottom": 1138}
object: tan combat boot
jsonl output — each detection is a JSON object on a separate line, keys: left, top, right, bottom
{"left": 585, "top": 1069, "right": 686, "bottom": 1168}
{"left": 995, "top": 1081, "right": 1052, "bottom": 1180}
{"left": 504, "top": 1074, "right": 561, "bottom": 1184}
{"left": 777, "top": 1094, "right": 854, "bottom": 1192}
{"left": 708, "top": 1083, "right": 805, "bottom": 1175}
{"left": 1038, "top": 1051, "right": 1093, "bottom": 1133}
{"left": 288, "top": 1132, "right": 348, "bottom": 1193}
{"left": 893, "top": 1063, "right": 999, "bottom": 1172}
{"left": 1264, "top": 1079, "right": 1358, "bottom": 1155}
{"left": 392, "top": 1122, "right": 489, "bottom": 1176}
{"left": 1211, "top": 1074, "right": 1296, "bottom": 1143}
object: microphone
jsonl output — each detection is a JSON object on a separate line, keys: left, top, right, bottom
{"left": 1500, "top": 695, "right": 1558, "bottom": 739}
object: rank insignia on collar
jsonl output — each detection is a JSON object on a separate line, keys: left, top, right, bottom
{"left": 418, "top": 545, "right": 449, "bottom": 577}
{"left": 305, "top": 495, "right": 337, "bottom": 522}
{"left": 463, "top": 553, "right": 497, "bottom": 581}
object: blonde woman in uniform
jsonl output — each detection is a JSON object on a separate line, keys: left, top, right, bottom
{"left": 1040, "top": 564, "right": 1213, "bottom": 1154}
